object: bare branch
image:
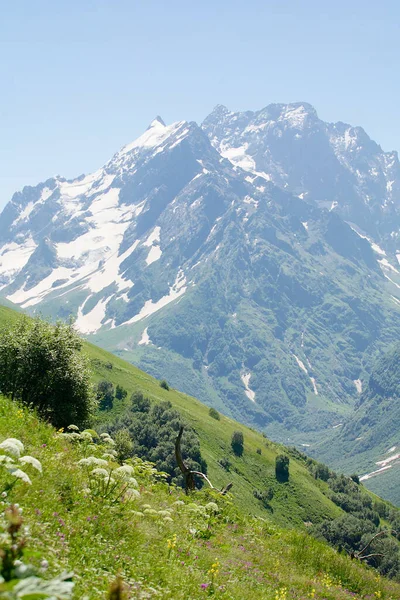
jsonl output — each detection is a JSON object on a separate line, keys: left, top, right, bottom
{"left": 174, "top": 426, "right": 233, "bottom": 494}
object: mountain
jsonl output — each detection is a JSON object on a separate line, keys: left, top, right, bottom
{"left": 1, "top": 103, "right": 400, "bottom": 500}
{"left": 316, "top": 344, "right": 400, "bottom": 505}
{"left": 0, "top": 304, "right": 400, "bottom": 598}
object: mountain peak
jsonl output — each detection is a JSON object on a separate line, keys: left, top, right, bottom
{"left": 147, "top": 116, "right": 166, "bottom": 130}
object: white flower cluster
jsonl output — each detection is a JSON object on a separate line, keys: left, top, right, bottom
{"left": 0, "top": 438, "right": 42, "bottom": 485}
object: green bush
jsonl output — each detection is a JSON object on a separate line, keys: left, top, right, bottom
{"left": 115, "top": 384, "right": 127, "bottom": 401}
{"left": 0, "top": 317, "right": 95, "bottom": 428}
{"left": 208, "top": 407, "right": 220, "bottom": 420}
{"left": 275, "top": 454, "right": 289, "bottom": 482}
{"left": 160, "top": 379, "right": 170, "bottom": 391}
{"left": 96, "top": 380, "right": 114, "bottom": 411}
{"left": 231, "top": 431, "right": 244, "bottom": 456}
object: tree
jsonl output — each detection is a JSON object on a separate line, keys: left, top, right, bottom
{"left": 115, "top": 384, "right": 127, "bottom": 401}
{"left": 96, "top": 380, "right": 114, "bottom": 410}
{"left": 0, "top": 317, "right": 96, "bottom": 428}
{"left": 275, "top": 454, "right": 289, "bottom": 482}
{"left": 208, "top": 407, "right": 220, "bottom": 420}
{"left": 231, "top": 431, "right": 244, "bottom": 456}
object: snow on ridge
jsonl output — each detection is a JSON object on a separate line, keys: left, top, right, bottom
{"left": 121, "top": 270, "right": 187, "bottom": 326}
{"left": 0, "top": 237, "right": 37, "bottom": 281}
{"left": 119, "top": 119, "right": 187, "bottom": 156}
{"left": 75, "top": 294, "right": 113, "bottom": 334}
{"left": 349, "top": 225, "right": 386, "bottom": 256}
{"left": 220, "top": 143, "right": 256, "bottom": 172}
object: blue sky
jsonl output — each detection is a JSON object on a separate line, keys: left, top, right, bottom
{"left": 1, "top": 0, "right": 399, "bottom": 209}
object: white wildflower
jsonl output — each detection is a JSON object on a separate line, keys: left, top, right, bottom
{"left": 0, "top": 439, "right": 23, "bottom": 458}
{"left": 91, "top": 468, "right": 109, "bottom": 478}
{"left": 163, "top": 516, "right": 173, "bottom": 523}
{"left": 102, "top": 452, "right": 117, "bottom": 460}
{"left": 0, "top": 455, "right": 14, "bottom": 464}
{"left": 8, "top": 467, "right": 31, "bottom": 485}
{"left": 78, "top": 456, "right": 108, "bottom": 467}
{"left": 67, "top": 425, "right": 79, "bottom": 431}
{"left": 125, "top": 488, "right": 140, "bottom": 500}
{"left": 205, "top": 502, "right": 219, "bottom": 514}
{"left": 80, "top": 431, "right": 93, "bottom": 442}
{"left": 115, "top": 464, "right": 135, "bottom": 477}
{"left": 19, "top": 456, "right": 42, "bottom": 473}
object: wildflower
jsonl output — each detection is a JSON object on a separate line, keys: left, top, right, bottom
{"left": 201, "top": 583, "right": 209, "bottom": 589}
{"left": 91, "top": 468, "right": 110, "bottom": 478}
{"left": 375, "top": 592, "right": 382, "bottom": 599}
{"left": 0, "top": 438, "right": 23, "bottom": 458}
{"left": 205, "top": 502, "right": 219, "bottom": 514}
{"left": 208, "top": 559, "right": 220, "bottom": 577}
{"left": 124, "top": 488, "right": 140, "bottom": 500}
{"left": 115, "top": 464, "right": 135, "bottom": 477}
{"left": 57, "top": 427, "right": 64, "bottom": 433}
{"left": 67, "top": 424, "right": 79, "bottom": 431}
{"left": 167, "top": 533, "right": 177, "bottom": 557}
{"left": 7, "top": 467, "right": 31, "bottom": 484}
{"left": 19, "top": 455, "right": 42, "bottom": 472}
{"left": 41, "top": 444, "right": 47, "bottom": 448}
{"left": 78, "top": 456, "right": 108, "bottom": 467}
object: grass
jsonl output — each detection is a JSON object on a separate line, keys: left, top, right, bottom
{"left": 1, "top": 395, "right": 400, "bottom": 599}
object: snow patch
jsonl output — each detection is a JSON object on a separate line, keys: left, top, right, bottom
{"left": 138, "top": 327, "right": 151, "bottom": 346}
{"left": 241, "top": 372, "right": 256, "bottom": 402}
{"left": 75, "top": 294, "right": 113, "bottom": 334}
{"left": 122, "top": 270, "right": 187, "bottom": 325}
{"left": 146, "top": 245, "right": 162, "bottom": 266}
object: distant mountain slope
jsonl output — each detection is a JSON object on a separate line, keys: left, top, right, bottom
{"left": 315, "top": 345, "right": 400, "bottom": 505}
{"left": 1, "top": 103, "right": 400, "bottom": 501}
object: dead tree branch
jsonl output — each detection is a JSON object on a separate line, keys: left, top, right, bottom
{"left": 175, "top": 426, "right": 233, "bottom": 495}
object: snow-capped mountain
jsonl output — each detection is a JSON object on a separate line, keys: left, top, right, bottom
{"left": 202, "top": 103, "right": 400, "bottom": 246}
{"left": 2, "top": 103, "right": 400, "bottom": 502}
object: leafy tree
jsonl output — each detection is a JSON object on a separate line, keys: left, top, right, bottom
{"left": 115, "top": 384, "right": 127, "bottom": 401}
{"left": 96, "top": 380, "right": 114, "bottom": 411}
{"left": 0, "top": 317, "right": 95, "bottom": 428}
{"left": 160, "top": 380, "right": 170, "bottom": 391}
{"left": 231, "top": 431, "right": 244, "bottom": 456}
{"left": 130, "top": 390, "right": 151, "bottom": 413}
{"left": 208, "top": 407, "right": 220, "bottom": 420}
{"left": 275, "top": 454, "right": 289, "bottom": 482}
{"left": 114, "top": 428, "right": 133, "bottom": 463}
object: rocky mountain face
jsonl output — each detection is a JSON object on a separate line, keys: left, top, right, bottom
{"left": 1, "top": 103, "right": 400, "bottom": 500}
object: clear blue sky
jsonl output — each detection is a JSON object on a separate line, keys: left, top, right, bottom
{"left": 1, "top": 0, "right": 399, "bottom": 209}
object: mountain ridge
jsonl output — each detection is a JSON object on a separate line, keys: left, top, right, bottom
{"left": 1, "top": 101, "right": 400, "bottom": 501}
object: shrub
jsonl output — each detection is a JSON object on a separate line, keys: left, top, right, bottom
{"left": 231, "top": 431, "right": 244, "bottom": 456}
{"left": 253, "top": 487, "right": 274, "bottom": 507}
{"left": 208, "top": 407, "right": 220, "bottom": 420}
{"left": 115, "top": 384, "right": 128, "bottom": 401}
{"left": 218, "top": 456, "right": 231, "bottom": 471}
{"left": 350, "top": 473, "right": 360, "bottom": 484}
{"left": 0, "top": 317, "right": 95, "bottom": 428}
{"left": 114, "top": 429, "right": 133, "bottom": 463}
{"left": 256, "top": 448, "right": 262, "bottom": 455}
{"left": 96, "top": 380, "right": 114, "bottom": 411}
{"left": 160, "top": 380, "right": 170, "bottom": 391}
{"left": 275, "top": 454, "right": 289, "bottom": 481}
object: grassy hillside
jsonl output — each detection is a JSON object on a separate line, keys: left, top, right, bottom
{"left": 1, "top": 305, "right": 400, "bottom": 598}
{"left": 1, "top": 395, "right": 400, "bottom": 599}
